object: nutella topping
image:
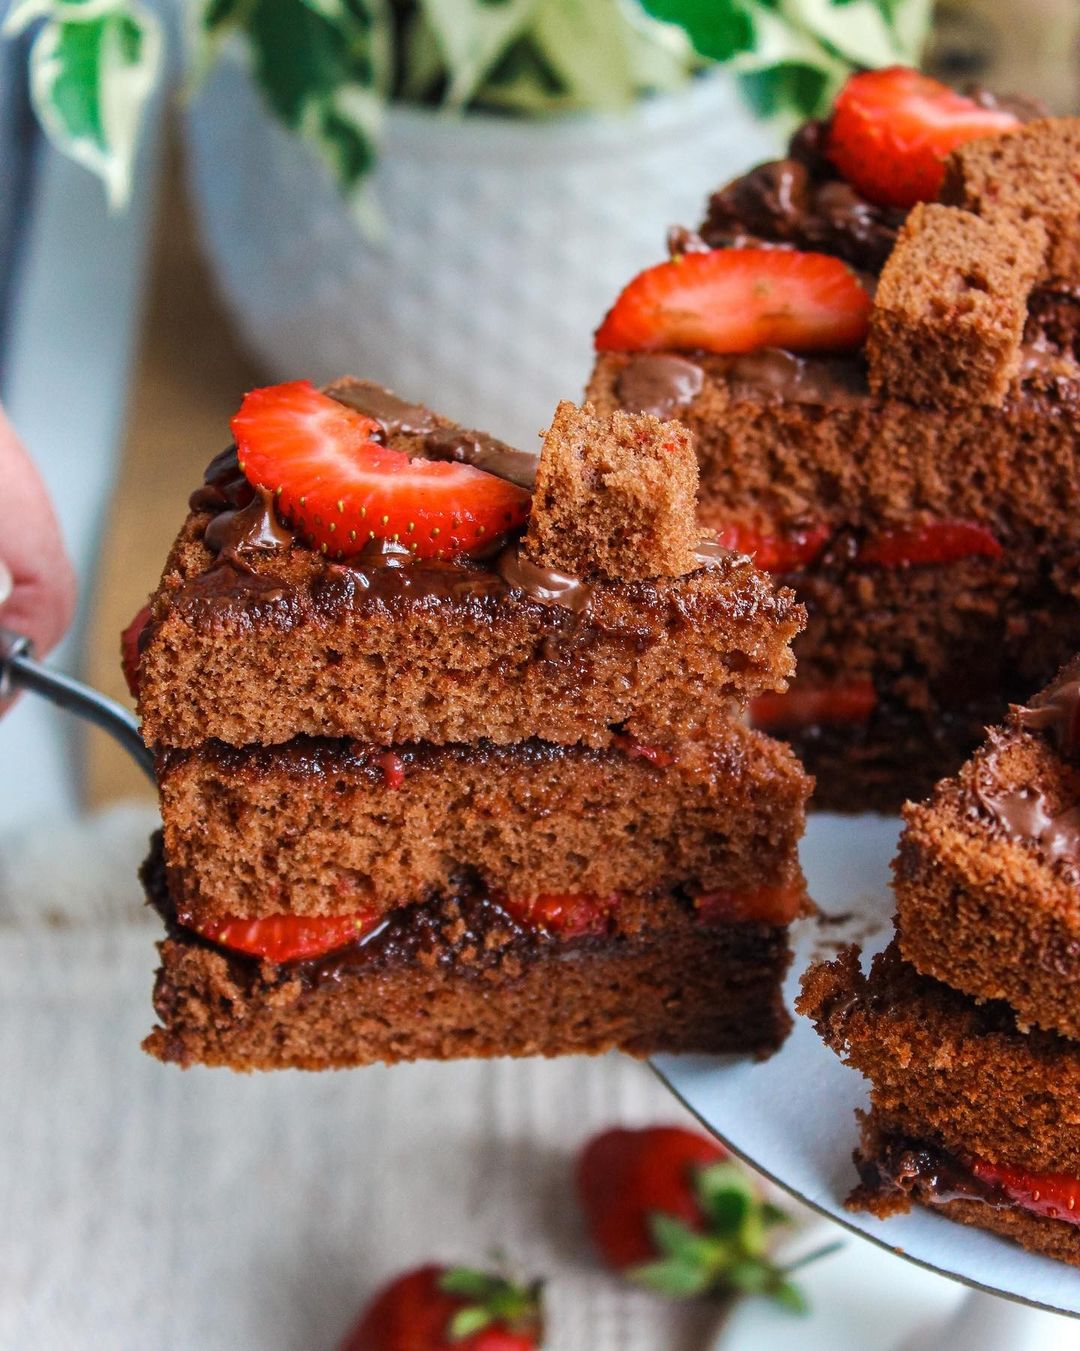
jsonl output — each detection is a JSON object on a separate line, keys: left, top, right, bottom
{"left": 701, "top": 149, "right": 902, "bottom": 274}
{"left": 976, "top": 778, "right": 1080, "bottom": 866}
{"left": 1017, "top": 676, "right": 1080, "bottom": 759}
{"left": 692, "top": 538, "right": 737, "bottom": 568}
{"left": 203, "top": 486, "right": 293, "bottom": 560}
{"left": 717, "top": 347, "right": 870, "bottom": 407}
{"left": 861, "top": 1137, "right": 1011, "bottom": 1210}
{"left": 615, "top": 355, "right": 705, "bottom": 419}
{"left": 495, "top": 546, "right": 594, "bottom": 614}
{"left": 189, "top": 446, "right": 254, "bottom": 513}
{"left": 324, "top": 380, "right": 439, "bottom": 437}
{"left": 423, "top": 426, "right": 538, "bottom": 490}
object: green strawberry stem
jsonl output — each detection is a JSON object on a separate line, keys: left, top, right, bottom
{"left": 628, "top": 1160, "right": 841, "bottom": 1314}
{"left": 439, "top": 1265, "right": 544, "bottom": 1342}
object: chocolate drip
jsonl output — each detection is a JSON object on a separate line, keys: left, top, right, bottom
{"left": 717, "top": 348, "right": 870, "bottom": 407}
{"left": 203, "top": 486, "right": 293, "bottom": 561}
{"left": 692, "top": 538, "right": 737, "bottom": 568}
{"left": 423, "top": 426, "right": 538, "bottom": 490}
{"left": 324, "top": 380, "right": 439, "bottom": 437}
{"left": 615, "top": 355, "right": 704, "bottom": 419}
{"left": 189, "top": 446, "right": 255, "bottom": 513}
{"left": 1018, "top": 676, "right": 1080, "bottom": 759}
{"left": 976, "top": 777, "right": 1080, "bottom": 866}
{"left": 860, "top": 1137, "right": 1010, "bottom": 1209}
{"left": 701, "top": 147, "right": 903, "bottom": 274}
{"left": 494, "top": 546, "right": 594, "bottom": 614}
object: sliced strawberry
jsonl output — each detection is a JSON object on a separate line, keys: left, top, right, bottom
{"left": 120, "top": 604, "right": 152, "bottom": 698}
{"left": 500, "top": 892, "right": 620, "bottom": 938}
{"left": 827, "top": 67, "right": 1017, "bottom": 209}
{"left": 857, "top": 519, "right": 1002, "bottom": 567}
{"left": 694, "top": 883, "right": 807, "bottom": 926}
{"left": 611, "top": 734, "right": 675, "bottom": 768}
{"left": 751, "top": 679, "right": 877, "bottom": 732}
{"left": 969, "top": 1157, "right": 1080, "bottom": 1228}
{"left": 187, "top": 909, "right": 381, "bottom": 963}
{"left": 712, "top": 520, "right": 830, "bottom": 573}
{"left": 595, "top": 249, "right": 870, "bottom": 356}
{"left": 232, "top": 382, "right": 531, "bottom": 561}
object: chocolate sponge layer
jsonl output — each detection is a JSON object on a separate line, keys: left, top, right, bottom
{"left": 158, "top": 723, "right": 811, "bottom": 923}
{"left": 896, "top": 708, "right": 1080, "bottom": 1040}
{"left": 145, "top": 867, "right": 794, "bottom": 1071}
{"left": 138, "top": 514, "right": 802, "bottom": 751}
{"left": 798, "top": 943, "right": 1080, "bottom": 1178}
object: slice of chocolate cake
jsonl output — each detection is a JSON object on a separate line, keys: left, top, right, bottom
{"left": 895, "top": 657, "right": 1080, "bottom": 1039}
{"left": 135, "top": 380, "right": 811, "bottom": 1069}
{"left": 799, "top": 944, "right": 1080, "bottom": 1268}
{"left": 587, "top": 67, "right": 1080, "bottom": 811}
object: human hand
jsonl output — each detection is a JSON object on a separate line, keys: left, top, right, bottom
{"left": 0, "top": 403, "right": 77, "bottom": 673}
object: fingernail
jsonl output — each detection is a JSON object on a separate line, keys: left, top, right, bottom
{"left": 0, "top": 559, "right": 11, "bottom": 608}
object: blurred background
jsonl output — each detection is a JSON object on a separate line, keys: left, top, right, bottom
{"left": 1, "top": 2, "right": 1079, "bottom": 1346}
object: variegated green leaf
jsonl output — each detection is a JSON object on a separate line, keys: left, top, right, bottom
{"left": 25, "top": 2, "right": 162, "bottom": 210}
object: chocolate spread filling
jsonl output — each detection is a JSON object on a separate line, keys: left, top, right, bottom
{"left": 975, "top": 777, "right": 1080, "bottom": 867}
{"left": 1017, "top": 674, "right": 1080, "bottom": 759}
{"left": 614, "top": 354, "right": 705, "bottom": 418}
{"left": 701, "top": 122, "right": 904, "bottom": 274}
{"left": 203, "top": 487, "right": 293, "bottom": 561}
{"left": 858, "top": 1137, "right": 1012, "bottom": 1210}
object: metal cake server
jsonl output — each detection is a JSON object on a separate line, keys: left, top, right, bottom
{"left": 0, "top": 625, "right": 155, "bottom": 782}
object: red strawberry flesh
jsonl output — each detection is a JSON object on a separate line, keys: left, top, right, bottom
{"left": 577, "top": 1126, "right": 727, "bottom": 1270}
{"left": 232, "top": 381, "right": 531, "bottom": 562}
{"left": 827, "top": 66, "right": 1017, "bottom": 210}
{"left": 121, "top": 604, "right": 152, "bottom": 698}
{"left": 712, "top": 520, "right": 829, "bottom": 573}
{"left": 595, "top": 249, "right": 871, "bottom": 356}
{"left": 186, "top": 909, "right": 382, "bottom": 963}
{"left": 969, "top": 1157, "right": 1080, "bottom": 1227}
{"left": 694, "top": 884, "right": 806, "bottom": 926}
{"left": 751, "top": 679, "right": 877, "bottom": 732}
{"left": 856, "top": 520, "right": 1002, "bottom": 567}
{"left": 500, "top": 892, "right": 620, "bottom": 938}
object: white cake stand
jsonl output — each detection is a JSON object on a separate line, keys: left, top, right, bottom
{"left": 654, "top": 814, "right": 1080, "bottom": 1349}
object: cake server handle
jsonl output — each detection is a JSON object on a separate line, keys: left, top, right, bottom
{"left": 0, "top": 626, "right": 156, "bottom": 783}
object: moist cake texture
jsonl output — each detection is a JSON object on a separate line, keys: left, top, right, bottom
{"left": 137, "top": 381, "right": 811, "bottom": 1069}
{"left": 896, "top": 657, "right": 1080, "bottom": 1038}
{"left": 799, "top": 943, "right": 1080, "bottom": 1268}
{"left": 158, "top": 723, "right": 809, "bottom": 924}
{"left": 588, "top": 74, "right": 1080, "bottom": 811}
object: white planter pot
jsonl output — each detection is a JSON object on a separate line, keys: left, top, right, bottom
{"left": 185, "top": 63, "right": 781, "bottom": 447}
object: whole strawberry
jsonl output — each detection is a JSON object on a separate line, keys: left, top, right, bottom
{"left": 576, "top": 1126, "right": 804, "bottom": 1310}
{"left": 340, "top": 1263, "right": 543, "bottom": 1351}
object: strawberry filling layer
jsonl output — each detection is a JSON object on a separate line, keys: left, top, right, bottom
{"left": 181, "top": 883, "right": 802, "bottom": 962}
{"left": 750, "top": 679, "right": 877, "bottom": 733}
{"left": 715, "top": 517, "right": 1002, "bottom": 575}
{"left": 874, "top": 1137, "right": 1080, "bottom": 1229}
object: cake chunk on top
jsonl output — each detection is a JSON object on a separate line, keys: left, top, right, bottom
{"left": 524, "top": 401, "right": 701, "bottom": 581}
{"left": 867, "top": 203, "right": 1046, "bottom": 408}
{"left": 941, "top": 118, "right": 1080, "bottom": 287}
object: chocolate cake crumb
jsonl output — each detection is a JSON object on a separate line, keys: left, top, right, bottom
{"left": 524, "top": 401, "right": 701, "bottom": 581}
{"left": 867, "top": 203, "right": 1046, "bottom": 408}
{"left": 941, "top": 119, "right": 1080, "bottom": 287}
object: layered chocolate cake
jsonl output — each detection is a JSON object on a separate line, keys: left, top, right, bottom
{"left": 896, "top": 658, "right": 1080, "bottom": 1040}
{"left": 799, "top": 945, "right": 1080, "bottom": 1267}
{"left": 800, "top": 660, "right": 1080, "bottom": 1265}
{"left": 587, "top": 66, "right": 1080, "bottom": 811}
{"left": 133, "top": 379, "right": 811, "bottom": 1069}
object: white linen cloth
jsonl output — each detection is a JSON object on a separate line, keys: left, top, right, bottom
{"left": 0, "top": 806, "right": 736, "bottom": 1349}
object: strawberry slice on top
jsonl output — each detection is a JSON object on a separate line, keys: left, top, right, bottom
{"left": 827, "top": 66, "right": 1018, "bottom": 210}
{"left": 231, "top": 381, "right": 532, "bottom": 562}
{"left": 595, "top": 249, "right": 871, "bottom": 356}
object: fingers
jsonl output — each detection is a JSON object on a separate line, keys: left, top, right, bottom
{"left": 0, "top": 403, "right": 77, "bottom": 658}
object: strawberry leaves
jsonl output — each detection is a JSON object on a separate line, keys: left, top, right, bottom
{"left": 628, "top": 1160, "right": 813, "bottom": 1313}
{"left": 438, "top": 1266, "right": 544, "bottom": 1343}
